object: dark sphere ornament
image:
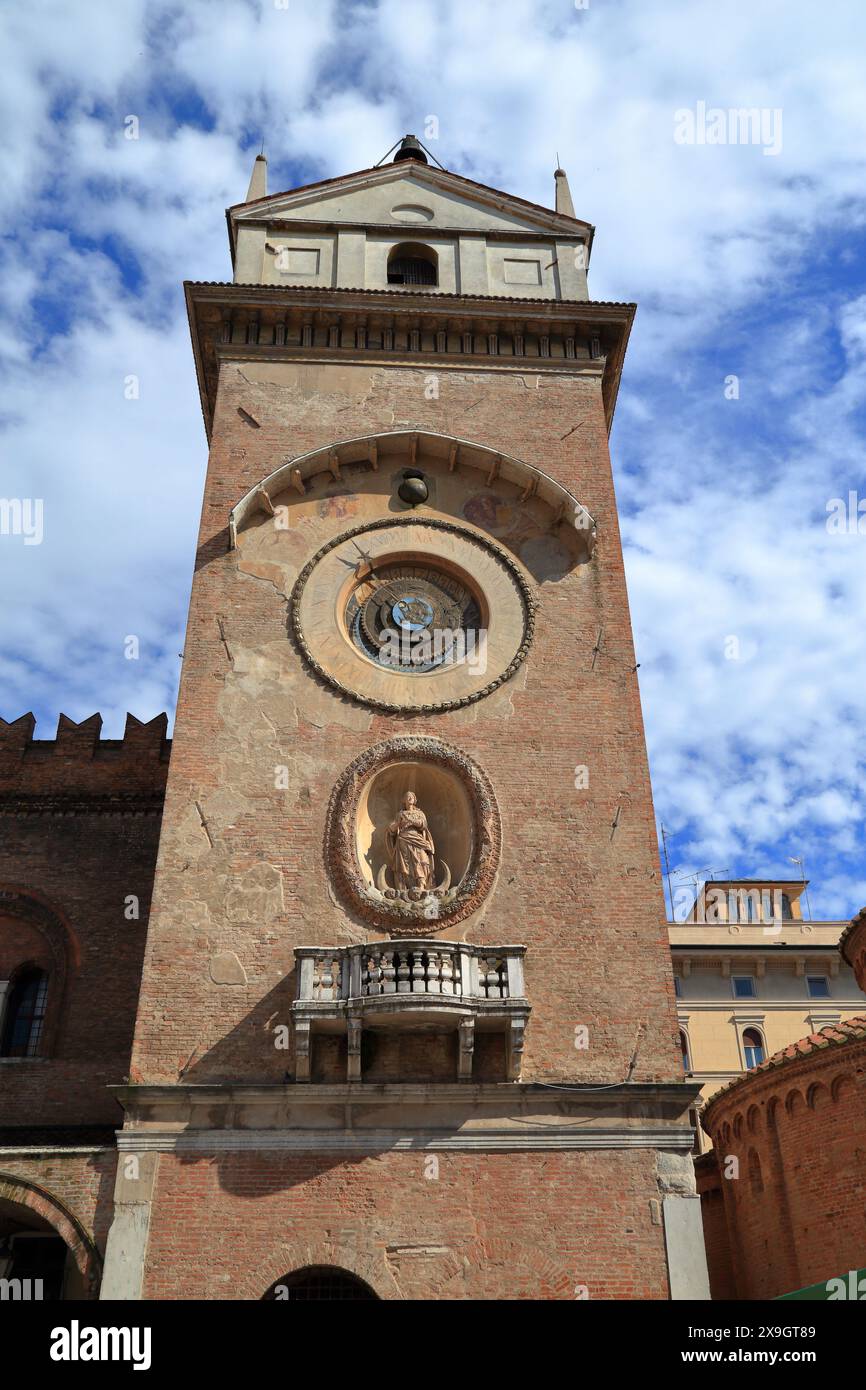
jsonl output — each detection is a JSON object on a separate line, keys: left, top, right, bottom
{"left": 397, "top": 474, "right": 428, "bottom": 506}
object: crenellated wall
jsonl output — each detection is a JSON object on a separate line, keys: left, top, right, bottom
{"left": 0, "top": 713, "right": 169, "bottom": 1128}
{"left": 0, "top": 712, "right": 170, "bottom": 799}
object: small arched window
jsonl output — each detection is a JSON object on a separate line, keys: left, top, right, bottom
{"left": 742, "top": 1027, "right": 765, "bottom": 1069}
{"left": 1, "top": 968, "right": 49, "bottom": 1058}
{"left": 679, "top": 1030, "right": 691, "bottom": 1072}
{"left": 387, "top": 243, "right": 437, "bottom": 286}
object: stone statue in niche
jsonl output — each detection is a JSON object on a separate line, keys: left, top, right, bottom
{"left": 387, "top": 792, "right": 435, "bottom": 890}
{"left": 376, "top": 791, "right": 451, "bottom": 900}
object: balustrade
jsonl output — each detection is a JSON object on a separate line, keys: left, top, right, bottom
{"left": 292, "top": 939, "right": 528, "bottom": 1083}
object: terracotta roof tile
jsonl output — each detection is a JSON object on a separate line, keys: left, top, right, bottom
{"left": 702, "top": 1015, "right": 866, "bottom": 1121}
{"left": 839, "top": 905, "right": 866, "bottom": 964}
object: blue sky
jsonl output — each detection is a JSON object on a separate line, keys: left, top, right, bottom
{"left": 1, "top": 0, "right": 865, "bottom": 918}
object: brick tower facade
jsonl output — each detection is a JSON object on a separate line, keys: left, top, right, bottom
{"left": 100, "top": 139, "right": 708, "bottom": 1300}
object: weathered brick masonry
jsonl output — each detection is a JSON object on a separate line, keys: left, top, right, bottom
{"left": 131, "top": 363, "right": 682, "bottom": 1089}
{"left": 701, "top": 1020, "right": 866, "bottom": 1299}
{"left": 0, "top": 713, "right": 169, "bottom": 1126}
{"left": 0, "top": 1148, "right": 116, "bottom": 1292}
{"left": 108, "top": 349, "right": 700, "bottom": 1298}
{"left": 0, "top": 714, "right": 168, "bottom": 1289}
{"left": 140, "top": 1149, "right": 670, "bottom": 1300}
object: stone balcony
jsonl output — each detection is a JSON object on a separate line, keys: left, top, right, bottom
{"left": 292, "top": 941, "right": 529, "bottom": 1083}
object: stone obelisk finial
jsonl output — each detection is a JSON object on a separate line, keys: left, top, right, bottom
{"left": 554, "top": 164, "right": 576, "bottom": 218}
{"left": 245, "top": 150, "right": 267, "bottom": 202}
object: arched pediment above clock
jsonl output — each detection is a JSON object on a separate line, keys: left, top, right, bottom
{"left": 228, "top": 430, "right": 596, "bottom": 559}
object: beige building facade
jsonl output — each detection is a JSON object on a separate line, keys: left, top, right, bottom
{"left": 669, "top": 879, "right": 866, "bottom": 1149}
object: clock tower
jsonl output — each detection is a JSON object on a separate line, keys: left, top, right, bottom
{"left": 101, "top": 137, "right": 708, "bottom": 1300}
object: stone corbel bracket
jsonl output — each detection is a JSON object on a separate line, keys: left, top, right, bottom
{"left": 228, "top": 429, "right": 596, "bottom": 555}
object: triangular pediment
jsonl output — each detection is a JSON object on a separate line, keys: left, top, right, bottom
{"left": 230, "top": 162, "right": 591, "bottom": 239}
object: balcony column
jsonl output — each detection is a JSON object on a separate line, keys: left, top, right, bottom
{"left": 505, "top": 1015, "right": 526, "bottom": 1081}
{"left": 294, "top": 1018, "right": 312, "bottom": 1082}
{"left": 461, "top": 950, "right": 479, "bottom": 998}
{"left": 347, "top": 1013, "right": 363, "bottom": 1082}
{"left": 505, "top": 953, "right": 525, "bottom": 997}
{"left": 349, "top": 948, "right": 363, "bottom": 999}
{"left": 297, "top": 955, "right": 315, "bottom": 1000}
{"left": 458, "top": 1016, "right": 475, "bottom": 1081}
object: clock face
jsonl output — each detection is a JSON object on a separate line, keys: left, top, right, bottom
{"left": 291, "top": 518, "right": 534, "bottom": 713}
{"left": 344, "top": 563, "right": 482, "bottom": 672}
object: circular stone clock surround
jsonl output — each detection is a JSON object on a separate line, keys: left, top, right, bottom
{"left": 291, "top": 516, "right": 536, "bottom": 713}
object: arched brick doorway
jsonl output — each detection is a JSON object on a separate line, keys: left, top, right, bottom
{"left": 0, "top": 1176, "right": 101, "bottom": 1299}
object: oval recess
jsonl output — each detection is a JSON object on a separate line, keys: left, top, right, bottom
{"left": 391, "top": 203, "right": 435, "bottom": 223}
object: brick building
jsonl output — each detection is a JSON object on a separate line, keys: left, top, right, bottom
{"left": 698, "top": 907, "right": 866, "bottom": 1300}
{"left": 1, "top": 138, "right": 709, "bottom": 1300}
{"left": 0, "top": 713, "right": 168, "bottom": 1297}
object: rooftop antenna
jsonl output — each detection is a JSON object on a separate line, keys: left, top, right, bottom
{"left": 659, "top": 823, "right": 675, "bottom": 921}
{"left": 674, "top": 866, "right": 730, "bottom": 883}
{"left": 674, "top": 866, "right": 730, "bottom": 921}
{"left": 788, "top": 856, "right": 813, "bottom": 921}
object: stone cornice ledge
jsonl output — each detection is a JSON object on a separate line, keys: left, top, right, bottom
{"left": 110, "top": 1081, "right": 700, "bottom": 1153}
{"left": 184, "top": 281, "right": 634, "bottom": 441}
{"left": 0, "top": 1146, "right": 111, "bottom": 1158}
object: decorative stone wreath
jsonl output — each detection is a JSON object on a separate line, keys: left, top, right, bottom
{"left": 326, "top": 736, "right": 502, "bottom": 933}
{"left": 289, "top": 516, "right": 537, "bottom": 713}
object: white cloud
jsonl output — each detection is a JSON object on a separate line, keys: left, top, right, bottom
{"left": 1, "top": 0, "right": 865, "bottom": 918}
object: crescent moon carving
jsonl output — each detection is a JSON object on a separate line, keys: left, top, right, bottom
{"left": 376, "top": 864, "right": 390, "bottom": 892}
{"left": 436, "top": 859, "right": 451, "bottom": 893}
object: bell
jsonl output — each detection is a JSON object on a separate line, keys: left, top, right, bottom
{"left": 398, "top": 473, "right": 429, "bottom": 506}
{"left": 393, "top": 134, "right": 428, "bottom": 164}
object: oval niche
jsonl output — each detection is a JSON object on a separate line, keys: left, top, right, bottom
{"left": 391, "top": 203, "right": 435, "bottom": 223}
{"left": 326, "top": 736, "right": 501, "bottom": 933}
{"left": 356, "top": 759, "right": 474, "bottom": 896}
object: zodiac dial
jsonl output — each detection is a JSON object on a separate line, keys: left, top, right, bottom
{"left": 344, "top": 562, "right": 482, "bottom": 672}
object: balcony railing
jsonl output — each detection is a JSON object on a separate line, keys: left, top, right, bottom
{"left": 292, "top": 940, "right": 528, "bottom": 1082}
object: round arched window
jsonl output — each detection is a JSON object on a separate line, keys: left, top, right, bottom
{"left": 387, "top": 243, "right": 437, "bottom": 286}
{"left": 742, "top": 1028, "right": 765, "bottom": 1069}
{"left": 1, "top": 967, "right": 48, "bottom": 1058}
